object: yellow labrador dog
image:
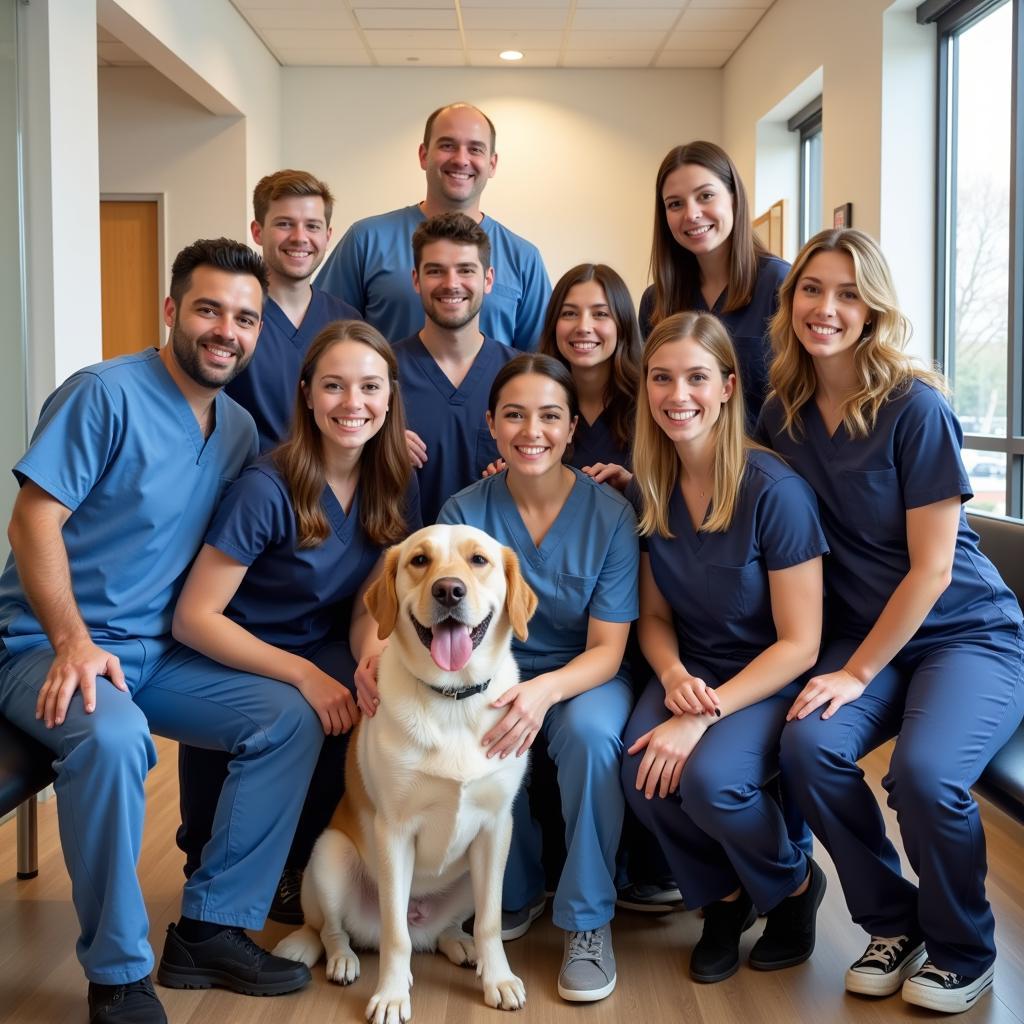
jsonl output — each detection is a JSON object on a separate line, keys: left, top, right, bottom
{"left": 274, "top": 524, "right": 537, "bottom": 1023}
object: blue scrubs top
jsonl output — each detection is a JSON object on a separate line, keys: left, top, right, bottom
{"left": 204, "top": 456, "right": 421, "bottom": 656}
{"left": 394, "top": 333, "right": 518, "bottom": 524}
{"left": 758, "top": 381, "right": 1023, "bottom": 646}
{"left": 226, "top": 288, "right": 360, "bottom": 453}
{"left": 0, "top": 350, "right": 258, "bottom": 654}
{"left": 639, "top": 255, "right": 789, "bottom": 424}
{"left": 643, "top": 449, "right": 827, "bottom": 678}
{"left": 438, "top": 468, "right": 639, "bottom": 676}
{"left": 570, "top": 410, "right": 632, "bottom": 472}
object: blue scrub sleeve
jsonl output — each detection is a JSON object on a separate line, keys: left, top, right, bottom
{"left": 436, "top": 494, "right": 467, "bottom": 527}
{"left": 512, "top": 250, "right": 551, "bottom": 351}
{"left": 756, "top": 475, "right": 829, "bottom": 570}
{"left": 14, "top": 373, "right": 123, "bottom": 511}
{"left": 894, "top": 388, "right": 971, "bottom": 508}
{"left": 588, "top": 505, "right": 640, "bottom": 622}
{"left": 316, "top": 225, "right": 368, "bottom": 315}
{"left": 204, "top": 467, "right": 290, "bottom": 567}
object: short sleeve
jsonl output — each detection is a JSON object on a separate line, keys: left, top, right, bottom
{"left": 204, "top": 467, "right": 291, "bottom": 566}
{"left": 588, "top": 502, "right": 640, "bottom": 622}
{"left": 436, "top": 493, "right": 467, "bottom": 527}
{"left": 512, "top": 247, "right": 551, "bottom": 351}
{"left": 895, "top": 387, "right": 971, "bottom": 509}
{"left": 315, "top": 223, "right": 368, "bottom": 315}
{"left": 756, "top": 475, "right": 829, "bottom": 571}
{"left": 14, "top": 372, "right": 123, "bottom": 511}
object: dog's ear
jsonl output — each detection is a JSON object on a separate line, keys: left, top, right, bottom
{"left": 503, "top": 547, "right": 538, "bottom": 642}
{"left": 365, "top": 545, "right": 402, "bottom": 639}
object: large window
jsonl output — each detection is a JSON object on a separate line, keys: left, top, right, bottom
{"left": 789, "top": 97, "right": 823, "bottom": 246}
{"left": 922, "top": 0, "right": 1022, "bottom": 517}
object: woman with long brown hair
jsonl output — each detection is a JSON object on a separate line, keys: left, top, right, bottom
{"left": 173, "top": 319, "right": 418, "bottom": 924}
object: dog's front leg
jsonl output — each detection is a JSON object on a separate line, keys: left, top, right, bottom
{"left": 366, "top": 818, "right": 416, "bottom": 1024}
{"left": 469, "top": 819, "right": 526, "bottom": 1011}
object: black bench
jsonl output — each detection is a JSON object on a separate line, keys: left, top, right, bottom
{"left": 0, "top": 713, "right": 56, "bottom": 879}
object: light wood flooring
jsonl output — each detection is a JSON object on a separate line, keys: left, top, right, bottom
{"left": 2, "top": 737, "right": 1023, "bottom": 1024}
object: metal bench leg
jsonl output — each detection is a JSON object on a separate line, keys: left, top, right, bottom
{"left": 16, "top": 798, "right": 38, "bottom": 879}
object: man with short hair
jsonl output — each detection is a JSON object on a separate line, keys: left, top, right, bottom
{"left": 0, "top": 239, "right": 318, "bottom": 1024}
{"left": 393, "top": 211, "right": 518, "bottom": 525}
{"left": 227, "top": 168, "right": 360, "bottom": 452}
{"left": 317, "top": 103, "right": 549, "bottom": 351}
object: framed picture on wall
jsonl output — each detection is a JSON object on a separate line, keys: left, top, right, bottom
{"left": 833, "top": 203, "right": 853, "bottom": 229}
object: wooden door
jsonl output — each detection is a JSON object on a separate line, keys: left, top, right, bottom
{"left": 100, "top": 199, "right": 160, "bottom": 359}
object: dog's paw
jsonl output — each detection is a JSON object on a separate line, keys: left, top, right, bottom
{"left": 483, "top": 975, "right": 526, "bottom": 1011}
{"left": 272, "top": 926, "right": 322, "bottom": 968}
{"left": 438, "top": 929, "right": 477, "bottom": 968}
{"left": 326, "top": 948, "right": 361, "bottom": 985}
{"left": 365, "top": 987, "right": 412, "bottom": 1024}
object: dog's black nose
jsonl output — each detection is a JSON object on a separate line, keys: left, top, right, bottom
{"left": 431, "top": 577, "right": 466, "bottom": 608}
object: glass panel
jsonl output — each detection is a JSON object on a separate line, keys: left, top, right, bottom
{"left": 963, "top": 448, "right": 1007, "bottom": 516}
{"left": 949, "top": 2, "right": 1012, "bottom": 439}
{"left": 802, "top": 129, "right": 822, "bottom": 245}
{"left": 0, "top": 0, "right": 27, "bottom": 563}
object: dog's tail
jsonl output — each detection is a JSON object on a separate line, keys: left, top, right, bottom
{"left": 272, "top": 925, "right": 324, "bottom": 968}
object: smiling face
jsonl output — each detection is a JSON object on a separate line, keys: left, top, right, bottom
{"left": 419, "top": 106, "right": 497, "bottom": 210}
{"left": 645, "top": 336, "right": 734, "bottom": 452}
{"left": 791, "top": 250, "right": 871, "bottom": 367}
{"left": 163, "top": 266, "right": 263, "bottom": 390}
{"left": 251, "top": 195, "right": 331, "bottom": 284}
{"left": 661, "top": 163, "right": 735, "bottom": 260}
{"left": 487, "top": 372, "right": 577, "bottom": 479}
{"left": 413, "top": 238, "right": 494, "bottom": 330}
{"left": 302, "top": 339, "right": 390, "bottom": 456}
{"left": 553, "top": 279, "right": 618, "bottom": 371}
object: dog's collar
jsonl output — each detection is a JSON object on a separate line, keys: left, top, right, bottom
{"left": 422, "top": 678, "right": 491, "bottom": 700}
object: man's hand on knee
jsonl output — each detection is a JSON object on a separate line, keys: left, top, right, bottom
{"left": 36, "top": 639, "right": 127, "bottom": 727}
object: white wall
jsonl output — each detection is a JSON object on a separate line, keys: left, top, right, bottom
{"left": 98, "top": 67, "right": 248, "bottom": 276}
{"left": 285, "top": 67, "right": 721, "bottom": 304}
{"left": 723, "top": 0, "right": 936, "bottom": 360}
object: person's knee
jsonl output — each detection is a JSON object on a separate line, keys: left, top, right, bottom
{"left": 779, "top": 716, "right": 834, "bottom": 781}
{"left": 64, "top": 697, "right": 155, "bottom": 777}
{"left": 886, "top": 743, "right": 963, "bottom": 812}
{"left": 268, "top": 687, "right": 323, "bottom": 747}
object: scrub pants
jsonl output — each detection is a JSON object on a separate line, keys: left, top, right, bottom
{"left": 502, "top": 669, "right": 633, "bottom": 932}
{"left": 621, "top": 666, "right": 807, "bottom": 913}
{"left": 780, "top": 629, "right": 1024, "bottom": 976}
{"left": 177, "top": 640, "right": 357, "bottom": 876}
{"left": 0, "top": 638, "right": 322, "bottom": 985}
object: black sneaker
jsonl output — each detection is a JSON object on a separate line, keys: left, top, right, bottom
{"left": 615, "top": 880, "right": 684, "bottom": 914}
{"left": 902, "top": 961, "right": 994, "bottom": 1013}
{"left": 267, "top": 867, "right": 304, "bottom": 926}
{"left": 689, "top": 891, "right": 757, "bottom": 983}
{"left": 845, "top": 933, "right": 926, "bottom": 997}
{"left": 156, "top": 922, "right": 311, "bottom": 995}
{"left": 88, "top": 976, "right": 167, "bottom": 1023}
{"left": 748, "top": 859, "right": 826, "bottom": 971}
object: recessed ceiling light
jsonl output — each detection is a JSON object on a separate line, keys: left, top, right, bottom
{"left": 499, "top": 50, "right": 524, "bottom": 62}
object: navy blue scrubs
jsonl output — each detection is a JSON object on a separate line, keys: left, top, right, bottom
{"left": 760, "top": 382, "right": 1024, "bottom": 975}
{"left": 570, "top": 410, "right": 632, "bottom": 472}
{"left": 620, "top": 450, "right": 828, "bottom": 911}
{"left": 639, "top": 255, "right": 788, "bottom": 423}
{"left": 394, "top": 332, "right": 517, "bottom": 523}
{"left": 226, "top": 288, "right": 360, "bottom": 452}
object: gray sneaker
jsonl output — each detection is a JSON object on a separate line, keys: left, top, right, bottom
{"left": 463, "top": 895, "right": 546, "bottom": 942}
{"left": 557, "top": 924, "right": 617, "bottom": 1002}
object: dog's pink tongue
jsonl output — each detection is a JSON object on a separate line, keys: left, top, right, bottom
{"left": 430, "top": 620, "right": 473, "bottom": 672}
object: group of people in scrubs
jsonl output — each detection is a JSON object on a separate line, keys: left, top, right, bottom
{"left": 0, "top": 100, "right": 1020, "bottom": 1024}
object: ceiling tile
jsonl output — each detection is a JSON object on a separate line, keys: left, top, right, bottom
{"left": 655, "top": 48, "right": 734, "bottom": 67}
{"left": 567, "top": 30, "right": 666, "bottom": 49}
{"left": 460, "top": 0, "right": 569, "bottom": 8}
{"left": 274, "top": 48, "right": 374, "bottom": 65}
{"left": 562, "top": 49, "right": 657, "bottom": 66}
{"left": 461, "top": 8, "right": 567, "bottom": 30}
{"left": 371, "top": 47, "right": 468, "bottom": 65}
{"left": 571, "top": 7, "right": 680, "bottom": 30}
{"left": 677, "top": 7, "right": 764, "bottom": 31}
{"left": 354, "top": 8, "right": 459, "bottom": 29}
{"left": 233, "top": 0, "right": 343, "bottom": 9}
{"left": 249, "top": 8, "right": 356, "bottom": 29}
{"left": 575, "top": 0, "right": 685, "bottom": 7}
{"left": 464, "top": 29, "right": 565, "bottom": 48}
{"left": 689, "top": 0, "right": 772, "bottom": 7}
{"left": 362, "top": 28, "right": 464, "bottom": 47}
{"left": 261, "top": 28, "right": 365, "bottom": 48}
{"left": 665, "top": 29, "right": 747, "bottom": 49}
{"left": 468, "top": 48, "right": 561, "bottom": 66}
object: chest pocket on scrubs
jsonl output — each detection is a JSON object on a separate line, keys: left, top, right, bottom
{"left": 475, "top": 428, "right": 501, "bottom": 476}
{"left": 705, "top": 563, "right": 763, "bottom": 621}
{"left": 840, "top": 467, "right": 904, "bottom": 539}
{"left": 554, "top": 573, "right": 598, "bottom": 630}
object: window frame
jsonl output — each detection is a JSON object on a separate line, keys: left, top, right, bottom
{"left": 788, "top": 96, "right": 823, "bottom": 247}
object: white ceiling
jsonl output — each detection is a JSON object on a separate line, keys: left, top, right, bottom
{"left": 226, "top": 0, "right": 776, "bottom": 69}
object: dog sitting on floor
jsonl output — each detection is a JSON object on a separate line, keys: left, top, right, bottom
{"left": 274, "top": 524, "right": 538, "bottom": 1022}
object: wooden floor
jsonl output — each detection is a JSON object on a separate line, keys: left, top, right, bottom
{"left": 2, "top": 738, "right": 1023, "bottom": 1024}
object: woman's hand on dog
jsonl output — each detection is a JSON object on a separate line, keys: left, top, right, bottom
{"left": 355, "top": 651, "right": 382, "bottom": 717}
{"left": 484, "top": 677, "right": 557, "bottom": 758}
{"left": 297, "top": 665, "right": 359, "bottom": 735}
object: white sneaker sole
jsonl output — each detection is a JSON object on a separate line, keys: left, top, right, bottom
{"left": 845, "top": 944, "right": 926, "bottom": 997}
{"left": 501, "top": 899, "right": 546, "bottom": 942}
{"left": 558, "top": 972, "right": 616, "bottom": 1002}
{"left": 901, "top": 965, "right": 994, "bottom": 1013}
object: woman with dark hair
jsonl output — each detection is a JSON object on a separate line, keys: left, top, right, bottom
{"left": 763, "top": 229, "right": 1023, "bottom": 1014}
{"left": 641, "top": 141, "right": 789, "bottom": 424}
{"left": 173, "top": 319, "right": 419, "bottom": 924}
{"left": 438, "top": 353, "right": 639, "bottom": 1005}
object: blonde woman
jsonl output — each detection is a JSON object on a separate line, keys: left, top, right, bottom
{"left": 620, "top": 311, "right": 828, "bottom": 983}
{"left": 761, "top": 229, "right": 1024, "bottom": 1014}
